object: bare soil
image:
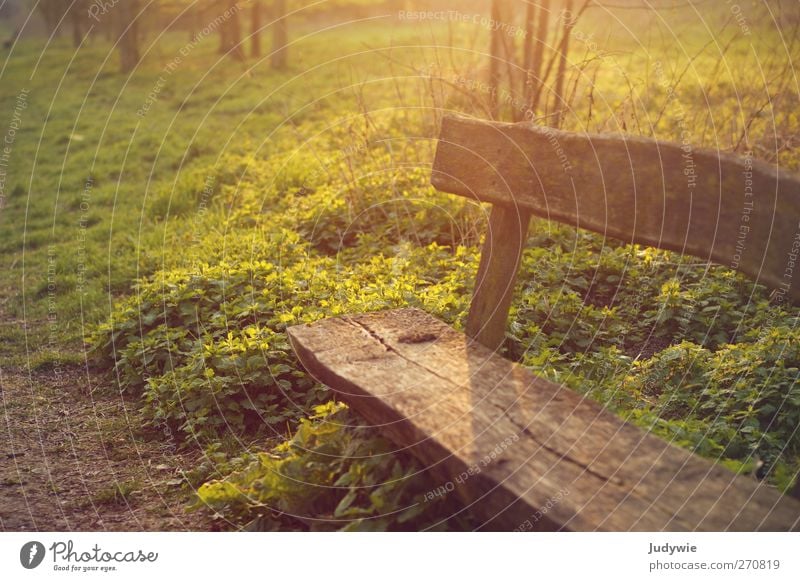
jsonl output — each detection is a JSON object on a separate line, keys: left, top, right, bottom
{"left": 0, "top": 365, "right": 220, "bottom": 531}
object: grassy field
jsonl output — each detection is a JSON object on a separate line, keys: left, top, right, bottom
{"left": 2, "top": 4, "right": 800, "bottom": 530}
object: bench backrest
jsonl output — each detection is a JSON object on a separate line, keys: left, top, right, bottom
{"left": 432, "top": 115, "right": 800, "bottom": 349}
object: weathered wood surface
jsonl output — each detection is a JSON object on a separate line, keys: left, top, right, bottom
{"left": 432, "top": 115, "right": 800, "bottom": 301}
{"left": 288, "top": 308, "right": 800, "bottom": 531}
{"left": 466, "top": 205, "right": 531, "bottom": 351}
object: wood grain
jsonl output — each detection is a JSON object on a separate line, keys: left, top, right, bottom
{"left": 432, "top": 115, "right": 800, "bottom": 301}
{"left": 466, "top": 205, "right": 531, "bottom": 351}
{"left": 288, "top": 308, "right": 800, "bottom": 531}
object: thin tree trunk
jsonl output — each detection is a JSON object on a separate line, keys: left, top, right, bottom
{"left": 552, "top": 0, "right": 574, "bottom": 128}
{"left": 39, "top": 0, "right": 59, "bottom": 37}
{"left": 117, "top": 0, "right": 140, "bottom": 73}
{"left": 272, "top": 0, "right": 288, "bottom": 69}
{"left": 104, "top": 7, "right": 113, "bottom": 43}
{"left": 70, "top": 1, "right": 84, "bottom": 48}
{"left": 218, "top": 0, "right": 244, "bottom": 60}
{"left": 522, "top": 2, "right": 537, "bottom": 74}
{"left": 251, "top": 0, "right": 262, "bottom": 57}
{"left": 514, "top": 1, "right": 536, "bottom": 120}
{"left": 227, "top": 0, "right": 244, "bottom": 60}
{"left": 3, "top": 27, "right": 21, "bottom": 49}
{"left": 189, "top": 6, "right": 198, "bottom": 43}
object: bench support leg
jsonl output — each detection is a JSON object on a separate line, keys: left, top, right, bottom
{"left": 466, "top": 205, "right": 531, "bottom": 351}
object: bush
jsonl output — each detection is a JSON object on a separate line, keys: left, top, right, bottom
{"left": 196, "top": 402, "right": 473, "bottom": 531}
{"left": 90, "top": 233, "right": 476, "bottom": 442}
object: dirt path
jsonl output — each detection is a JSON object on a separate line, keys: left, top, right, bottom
{"left": 0, "top": 365, "right": 220, "bottom": 531}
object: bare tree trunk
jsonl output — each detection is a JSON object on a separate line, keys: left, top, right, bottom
{"left": 552, "top": 0, "right": 574, "bottom": 128}
{"left": 500, "top": 21, "right": 521, "bottom": 120}
{"left": 70, "top": 1, "right": 84, "bottom": 48}
{"left": 103, "top": 6, "right": 114, "bottom": 43}
{"left": 522, "top": 2, "right": 537, "bottom": 73}
{"left": 218, "top": 13, "right": 229, "bottom": 53}
{"left": 488, "top": 0, "right": 504, "bottom": 119}
{"left": 272, "top": 0, "right": 288, "bottom": 69}
{"left": 528, "top": 0, "right": 550, "bottom": 114}
{"left": 38, "top": 0, "right": 60, "bottom": 37}
{"left": 227, "top": 0, "right": 244, "bottom": 60}
{"left": 117, "top": 0, "right": 140, "bottom": 74}
{"left": 251, "top": 0, "right": 262, "bottom": 58}
{"left": 3, "top": 27, "right": 21, "bottom": 49}
{"left": 189, "top": 5, "right": 199, "bottom": 43}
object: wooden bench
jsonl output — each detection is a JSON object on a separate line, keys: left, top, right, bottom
{"left": 287, "top": 115, "right": 800, "bottom": 531}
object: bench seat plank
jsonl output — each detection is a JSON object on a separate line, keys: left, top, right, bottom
{"left": 288, "top": 308, "right": 800, "bottom": 531}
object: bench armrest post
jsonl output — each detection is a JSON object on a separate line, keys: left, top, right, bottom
{"left": 466, "top": 204, "right": 531, "bottom": 350}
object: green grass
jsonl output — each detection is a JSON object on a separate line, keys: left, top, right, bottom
{"left": 1, "top": 18, "right": 441, "bottom": 363}
{"left": 3, "top": 9, "right": 797, "bottom": 356}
